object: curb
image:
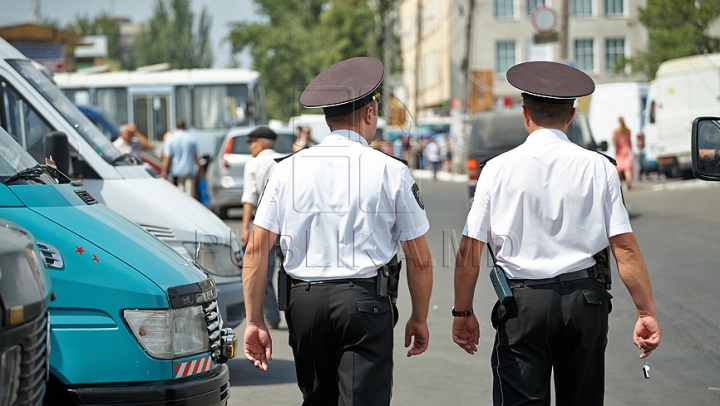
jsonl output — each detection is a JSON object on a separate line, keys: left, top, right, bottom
{"left": 411, "top": 169, "right": 467, "bottom": 183}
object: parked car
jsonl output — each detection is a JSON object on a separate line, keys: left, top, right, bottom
{"left": 206, "top": 126, "right": 295, "bottom": 218}
{"left": 466, "top": 109, "right": 600, "bottom": 202}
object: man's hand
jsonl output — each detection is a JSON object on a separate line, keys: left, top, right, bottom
{"left": 243, "top": 322, "right": 273, "bottom": 371}
{"left": 241, "top": 227, "right": 250, "bottom": 246}
{"left": 634, "top": 315, "right": 661, "bottom": 359}
{"left": 452, "top": 315, "right": 480, "bottom": 355}
{"left": 404, "top": 317, "right": 429, "bottom": 357}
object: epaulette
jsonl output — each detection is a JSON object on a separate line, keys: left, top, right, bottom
{"left": 274, "top": 149, "right": 301, "bottom": 163}
{"left": 593, "top": 150, "right": 617, "bottom": 166}
{"left": 378, "top": 149, "right": 408, "bottom": 166}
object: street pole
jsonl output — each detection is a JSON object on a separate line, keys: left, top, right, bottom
{"left": 415, "top": 0, "right": 422, "bottom": 129}
{"left": 560, "top": 0, "right": 570, "bottom": 61}
{"left": 463, "top": 0, "right": 475, "bottom": 116}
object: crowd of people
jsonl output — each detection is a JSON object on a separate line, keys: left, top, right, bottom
{"left": 370, "top": 132, "right": 455, "bottom": 178}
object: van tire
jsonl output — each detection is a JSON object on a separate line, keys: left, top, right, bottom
{"left": 44, "top": 375, "right": 76, "bottom": 405}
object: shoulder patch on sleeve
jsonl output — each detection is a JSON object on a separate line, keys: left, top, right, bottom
{"left": 411, "top": 183, "right": 425, "bottom": 210}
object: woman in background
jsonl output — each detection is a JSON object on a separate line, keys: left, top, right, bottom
{"left": 613, "top": 116, "right": 633, "bottom": 190}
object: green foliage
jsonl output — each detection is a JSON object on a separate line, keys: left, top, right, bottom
{"left": 227, "top": 0, "right": 398, "bottom": 121}
{"left": 135, "top": 0, "right": 213, "bottom": 69}
{"left": 66, "top": 13, "right": 124, "bottom": 67}
{"left": 633, "top": 0, "right": 720, "bottom": 79}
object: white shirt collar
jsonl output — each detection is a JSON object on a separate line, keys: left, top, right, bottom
{"left": 524, "top": 128, "right": 570, "bottom": 144}
{"left": 321, "top": 129, "right": 369, "bottom": 146}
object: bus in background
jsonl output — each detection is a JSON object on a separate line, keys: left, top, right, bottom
{"left": 53, "top": 68, "right": 269, "bottom": 157}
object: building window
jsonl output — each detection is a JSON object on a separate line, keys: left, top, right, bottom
{"left": 495, "top": 0, "right": 515, "bottom": 19}
{"left": 496, "top": 41, "right": 516, "bottom": 73}
{"left": 604, "top": 0, "right": 623, "bottom": 16}
{"left": 574, "top": 39, "right": 594, "bottom": 72}
{"left": 527, "top": 0, "right": 544, "bottom": 16}
{"left": 571, "top": 0, "right": 592, "bottom": 17}
{"left": 606, "top": 38, "right": 625, "bottom": 72}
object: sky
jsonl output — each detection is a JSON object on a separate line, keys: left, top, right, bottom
{"left": 0, "top": 0, "right": 262, "bottom": 69}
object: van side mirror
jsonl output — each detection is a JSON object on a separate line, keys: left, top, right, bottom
{"left": 691, "top": 116, "right": 720, "bottom": 181}
{"left": 45, "top": 131, "right": 70, "bottom": 175}
{"left": 599, "top": 141, "right": 608, "bottom": 152}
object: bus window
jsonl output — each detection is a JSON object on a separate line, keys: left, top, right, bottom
{"left": 175, "top": 86, "right": 193, "bottom": 128}
{"left": 193, "top": 84, "right": 250, "bottom": 129}
{"left": 96, "top": 88, "right": 128, "bottom": 125}
{"left": 252, "top": 82, "right": 268, "bottom": 125}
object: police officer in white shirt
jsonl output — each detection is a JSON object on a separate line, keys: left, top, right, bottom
{"left": 242, "top": 57, "right": 434, "bottom": 406}
{"left": 452, "top": 61, "right": 660, "bottom": 405}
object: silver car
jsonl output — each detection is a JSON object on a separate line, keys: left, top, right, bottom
{"left": 206, "top": 126, "right": 296, "bottom": 218}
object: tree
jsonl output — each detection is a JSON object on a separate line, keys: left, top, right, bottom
{"left": 135, "top": 0, "right": 213, "bottom": 69}
{"left": 633, "top": 0, "right": 720, "bottom": 79}
{"left": 66, "top": 13, "right": 124, "bottom": 68}
{"left": 227, "top": 0, "right": 398, "bottom": 121}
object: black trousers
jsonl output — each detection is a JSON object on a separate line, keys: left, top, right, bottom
{"left": 491, "top": 278, "right": 612, "bottom": 406}
{"left": 286, "top": 280, "right": 394, "bottom": 406}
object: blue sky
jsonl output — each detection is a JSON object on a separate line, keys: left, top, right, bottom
{"left": 0, "top": 0, "right": 261, "bottom": 69}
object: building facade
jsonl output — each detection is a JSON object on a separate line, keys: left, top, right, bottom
{"left": 400, "top": 0, "right": 648, "bottom": 118}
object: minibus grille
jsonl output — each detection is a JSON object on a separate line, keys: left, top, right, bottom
{"left": 203, "top": 300, "right": 222, "bottom": 360}
{"left": 36, "top": 242, "right": 63, "bottom": 269}
{"left": 17, "top": 313, "right": 49, "bottom": 405}
{"left": 74, "top": 189, "right": 98, "bottom": 205}
{"left": 140, "top": 225, "right": 175, "bottom": 240}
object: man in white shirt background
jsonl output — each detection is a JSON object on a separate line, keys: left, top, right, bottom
{"left": 241, "top": 126, "right": 285, "bottom": 329}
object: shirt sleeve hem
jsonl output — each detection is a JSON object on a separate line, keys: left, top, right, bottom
{"left": 463, "top": 229, "right": 489, "bottom": 243}
{"left": 608, "top": 224, "right": 633, "bottom": 237}
{"left": 252, "top": 218, "right": 280, "bottom": 235}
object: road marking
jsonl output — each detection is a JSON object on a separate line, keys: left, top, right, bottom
{"left": 709, "top": 387, "right": 720, "bottom": 391}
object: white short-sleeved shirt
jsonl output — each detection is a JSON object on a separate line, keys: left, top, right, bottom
{"left": 253, "top": 130, "right": 430, "bottom": 281}
{"left": 240, "top": 148, "right": 285, "bottom": 206}
{"left": 463, "top": 128, "right": 632, "bottom": 280}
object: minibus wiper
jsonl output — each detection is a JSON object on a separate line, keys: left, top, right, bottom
{"left": 110, "top": 153, "right": 141, "bottom": 165}
{"left": 3, "top": 164, "right": 72, "bottom": 185}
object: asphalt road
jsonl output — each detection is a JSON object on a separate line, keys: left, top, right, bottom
{"left": 222, "top": 174, "right": 720, "bottom": 405}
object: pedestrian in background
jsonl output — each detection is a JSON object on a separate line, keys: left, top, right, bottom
{"left": 240, "top": 126, "right": 285, "bottom": 329}
{"left": 113, "top": 123, "right": 152, "bottom": 160}
{"left": 292, "top": 125, "right": 315, "bottom": 152}
{"left": 161, "top": 118, "right": 202, "bottom": 198}
{"left": 424, "top": 137, "right": 441, "bottom": 180}
{"left": 452, "top": 61, "right": 660, "bottom": 405}
{"left": 613, "top": 116, "right": 634, "bottom": 190}
{"left": 242, "top": 57, "right": 433, "bottom": 406}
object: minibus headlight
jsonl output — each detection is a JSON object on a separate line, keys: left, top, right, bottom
{"left": 0, "top": 345, "right": 21, "bottom": 406}
{"left": 124, "top": 307, "right": 209, "bottom": 359}
{"left": 182, "top": 243, "right": 241, "bottom": 276}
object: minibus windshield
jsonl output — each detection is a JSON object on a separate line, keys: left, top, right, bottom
{"left": 0, "top": 127, "right": 56, "bottom": 183}
{"left": 8, "top": 60, "right": 127, "bottom": 165}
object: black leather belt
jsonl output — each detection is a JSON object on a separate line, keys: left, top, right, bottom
{"left": 290, "top": 277, "right": 375, "bottom": 289}
{"left": 509, "top": 266, "right": 598, "bottom": 288}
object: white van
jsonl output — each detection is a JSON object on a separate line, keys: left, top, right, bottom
{"left": 638, "top": 81, "right": 659, "bottom": 176}
{"left": 655, "top": 53, "right": 720, "bottom": 178}
{"left": 588, "top": 82, "right": 648, "bottom": 174}
{"left": 0, "top": 38, "right": 245, "bottom": 327}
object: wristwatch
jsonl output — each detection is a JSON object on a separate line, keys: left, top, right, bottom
{"left": 451, "top": 307, "right": 474, "bottom": 317}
